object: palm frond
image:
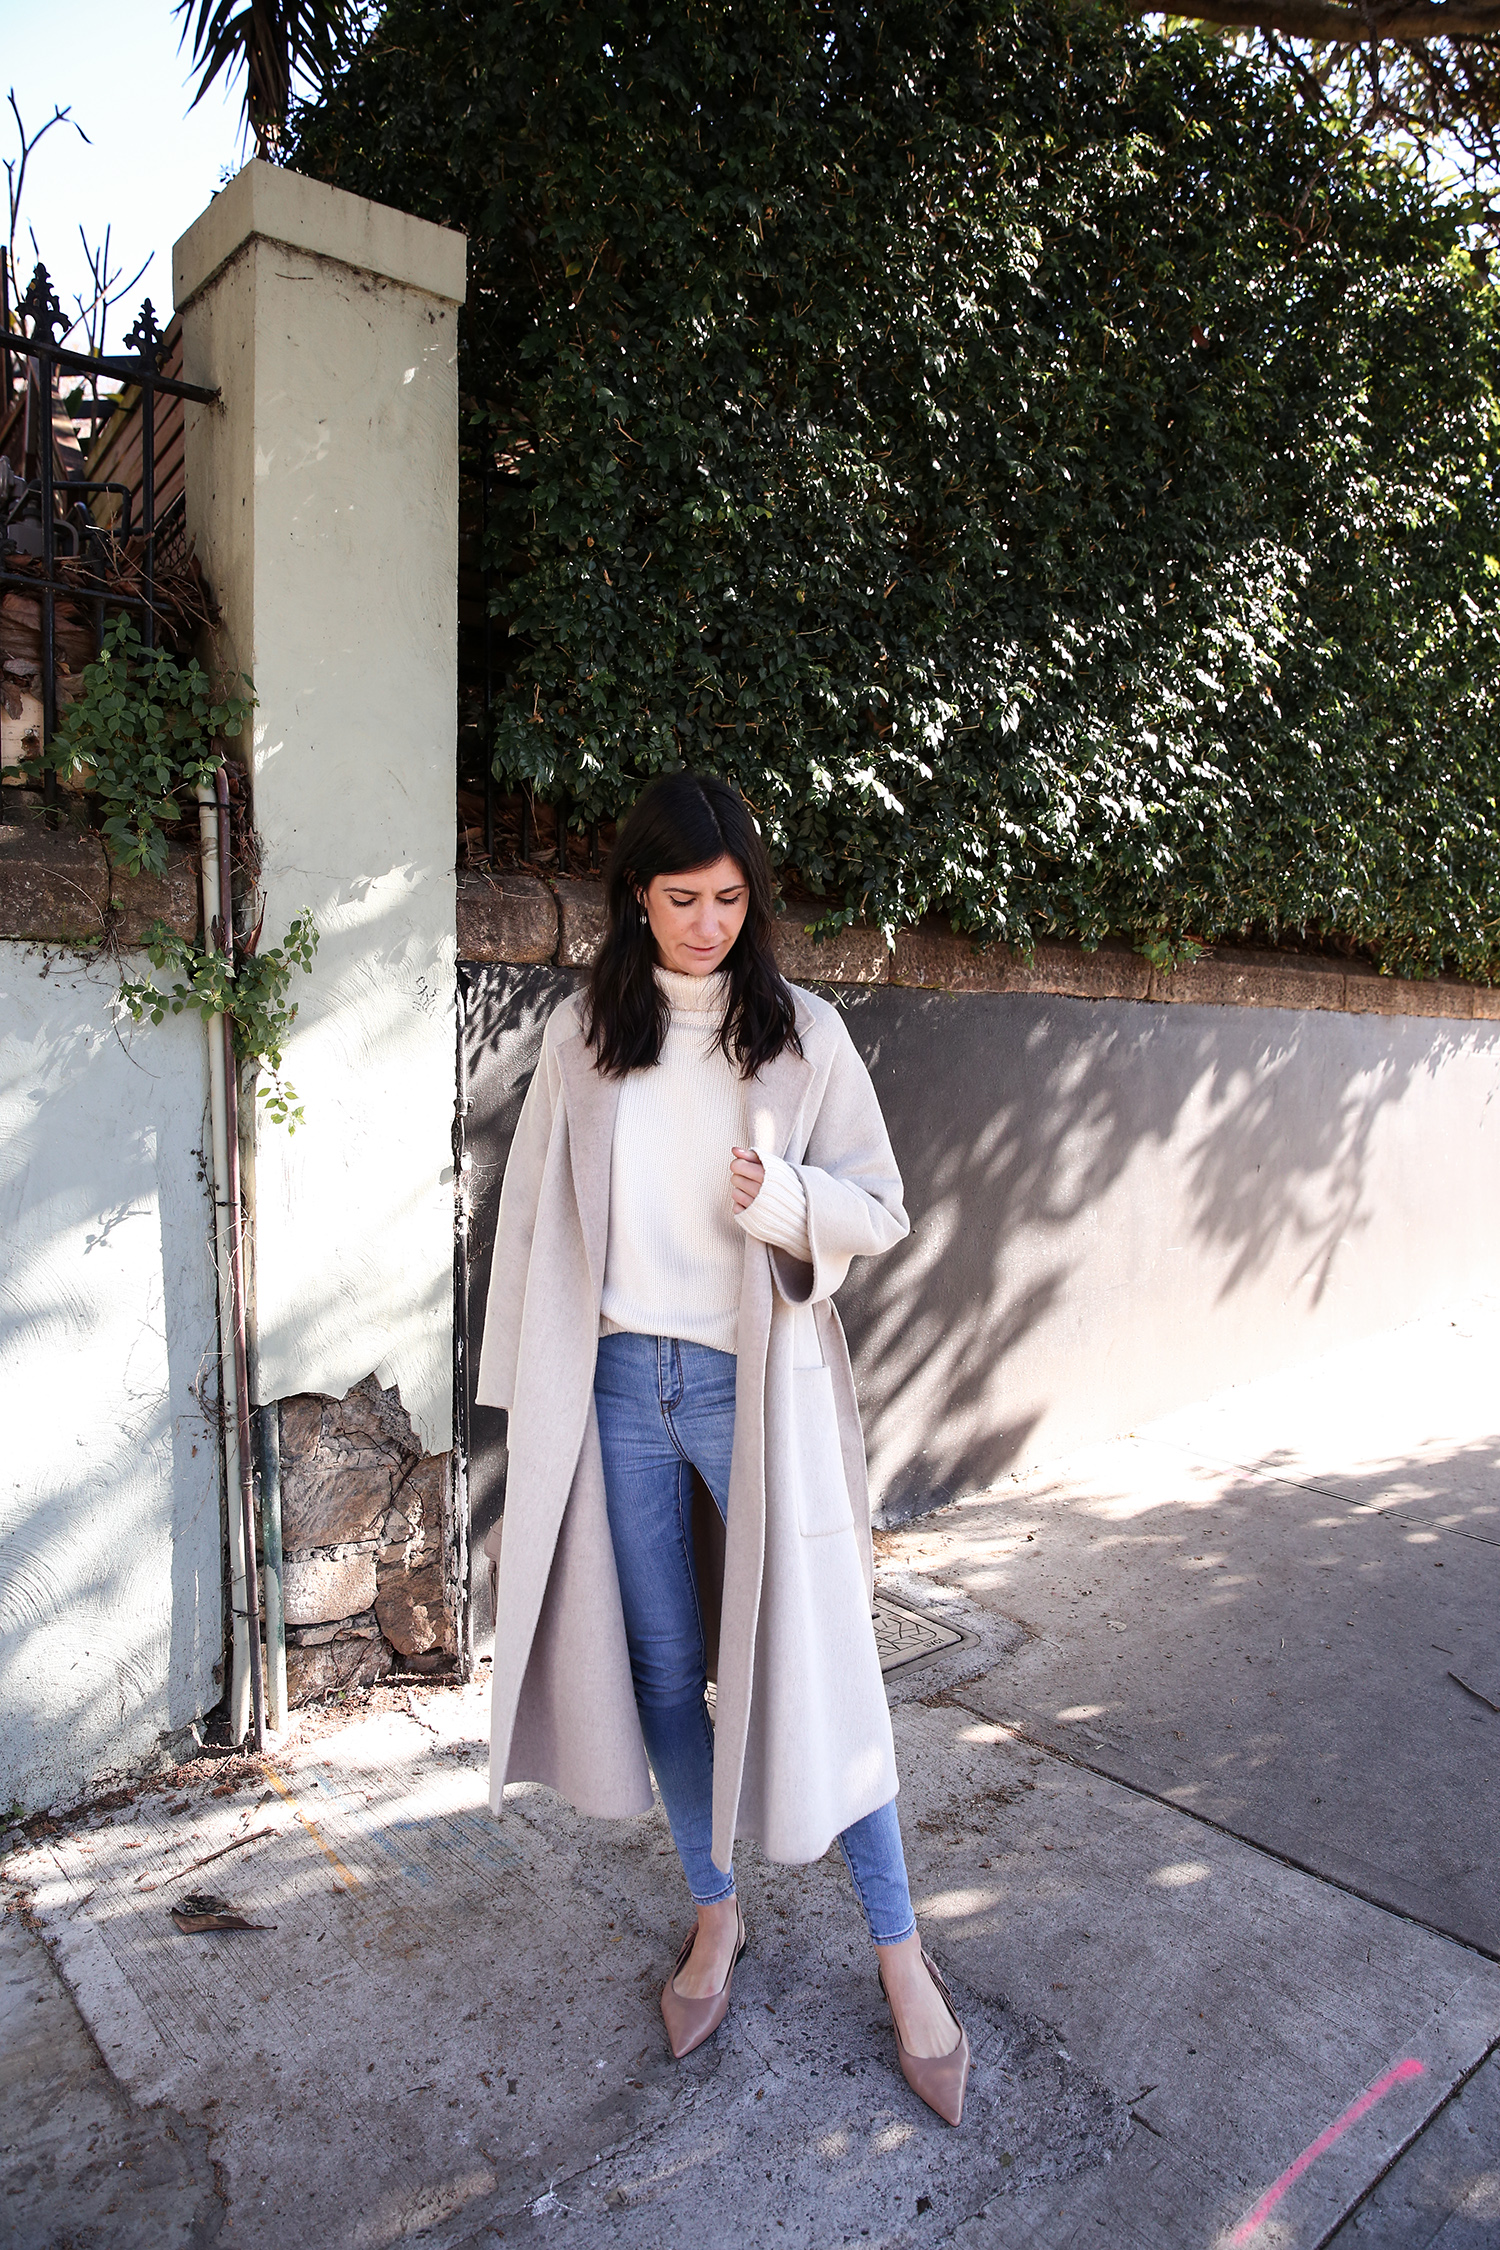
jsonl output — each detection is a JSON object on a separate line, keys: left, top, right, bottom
{"left": 174, "top": 0, "right": 359, "bottom": 159}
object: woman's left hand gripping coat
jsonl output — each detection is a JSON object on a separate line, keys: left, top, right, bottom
{"left": 475, "top": 985, "right": 911, "bottom": 1869}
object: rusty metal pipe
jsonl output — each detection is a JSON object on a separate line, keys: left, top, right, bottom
{"left": 197, "top": 779, "right": 250, "bottom": 1739}
{"left": 216, "top": 764, "right": 266, "bottom": 1751}
{"left": 255, "top": 1405, "right": 288, "bottom": 1732}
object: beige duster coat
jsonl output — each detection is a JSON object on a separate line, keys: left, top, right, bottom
{"left": 475, "top": 982, "right": 911, "bottom": 1869}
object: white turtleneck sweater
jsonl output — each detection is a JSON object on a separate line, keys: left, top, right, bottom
{"left": 599, "top": 967, "right": 812, "bottom": 1355}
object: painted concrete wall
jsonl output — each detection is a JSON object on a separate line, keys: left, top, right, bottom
{"left": 836, "top": 984, "right": 1500, "bottom": 1517}
{"left": 0, "top": 944, "right": 222, "bottom": 1811}
{"left": 174, "top": 165, "right": 467, "bottom": 1454}
{"left": 460, "top": 966, "right": 1500, "bottom": 1529}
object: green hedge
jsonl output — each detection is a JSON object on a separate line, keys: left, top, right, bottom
{"left": 294, "top": 0, "right": 1500, "bottom": 977}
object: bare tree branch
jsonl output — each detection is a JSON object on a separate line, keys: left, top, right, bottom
{"left": 1128, "top": 0, "right": 1500, "bottom": 40}
{"left": 5, "top": 91, "right": 89, "bottom": 284}
{"left": 1130, "top": 7, "right": 1500, "bottom": 227}
{"left": 68, "top": 224, "right": 153, "bottom": 360}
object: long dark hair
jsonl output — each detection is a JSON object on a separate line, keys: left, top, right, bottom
{"left": 583, "top": 771, "right": 802, "bottom": 1078}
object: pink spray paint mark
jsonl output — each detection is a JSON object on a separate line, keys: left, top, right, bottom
{"left": 1230, "top": 2057, "right": 1425, "bottom": 2246}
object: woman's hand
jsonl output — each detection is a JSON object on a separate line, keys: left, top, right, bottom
{"left": 729, "top": 1146, "right": 765, "bottom": 1212}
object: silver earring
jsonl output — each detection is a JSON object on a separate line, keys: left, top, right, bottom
{"left": 638, "top": 906, "right": 648, "bottom": 926}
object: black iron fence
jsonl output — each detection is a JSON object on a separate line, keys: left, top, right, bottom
{"left": 0, "top": 261, "right": 218, "bottom": 813}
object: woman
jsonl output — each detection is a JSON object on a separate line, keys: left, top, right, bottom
{"left": 476, "top": 771, "right": 969, "bottom": 2126}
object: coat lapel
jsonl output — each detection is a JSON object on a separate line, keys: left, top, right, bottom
{"left": 746, "top": 1012, "right": 814, "bottom": 1160}
{"left": 555, "top": 1023, "right": 620, "bottom": 1301}
{"left": 556, "top": 1002, "right": 809, "bottom": 1294}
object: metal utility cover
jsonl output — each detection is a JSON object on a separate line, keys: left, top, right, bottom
{"left": 871, "top": 1592, "right": 968, "bottom": 1677}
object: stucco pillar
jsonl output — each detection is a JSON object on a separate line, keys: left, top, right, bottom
{"left": 174, "top": 163, "right": 466, "bottom": 1455}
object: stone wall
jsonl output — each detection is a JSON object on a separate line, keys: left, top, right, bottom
{"left": 277, "top": 1375, "right": 458, "bottom": 1704}
{"left": 0, "top": 803, "right": 199, "bottom": 948}
{"left": 456, "top": 867, "right": 1500, "bottom": 1023}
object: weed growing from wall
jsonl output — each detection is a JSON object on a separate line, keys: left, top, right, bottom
{"left": 43, "top": 615, "right": 318, "bottom": 1120}
{"left": 118, "top": 912, "right": 320, "bottom": 1129}
{"left": 44, "top": 617, "right": 252, "bottom": 877}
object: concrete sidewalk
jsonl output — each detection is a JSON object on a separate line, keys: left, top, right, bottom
{"left": 5, "top": 1294, "right": 1499, "bottom": 2248}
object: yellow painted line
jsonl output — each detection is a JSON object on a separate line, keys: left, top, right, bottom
{"left": 260, "top": 1762, "right": 363, "bottom": 1890}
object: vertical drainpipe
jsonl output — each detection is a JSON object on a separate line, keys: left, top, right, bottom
{"left": 197, "top": 779, "right": 251, "bottom": 1742}
{"left": 197, "top": 772, "right": 266, "bottom": 1749}
{"left": 215, "top": 766, "right": 266, "bottom": 1751}
{"left": 453, "top": 975, "right": 473, "bottom": 1678}
{"left": 256, "top": 1406, "right": 288, "bottom": 1732}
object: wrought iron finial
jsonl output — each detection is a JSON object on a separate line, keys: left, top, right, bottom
{"left": 125, "top": 299, "right": 165, "bottom": 371}
{"left": 19, "top": 263, "right": 64, "bottom": 346}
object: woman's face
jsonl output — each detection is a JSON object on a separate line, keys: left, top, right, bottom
{"left": 639, "top": 854, "right": 750, "bottom": 977}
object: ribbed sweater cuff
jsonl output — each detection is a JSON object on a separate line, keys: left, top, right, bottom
{"left": 735, "top": 1151, "right": 812, "bottom": 1262}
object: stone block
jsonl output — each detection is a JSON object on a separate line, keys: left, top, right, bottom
{"left": 106, "top": 845, "right": 199, "bottom": 946}
{"left": 275, "top": 1369, "right": 458, "bottom": 1661}
{"left": 888, "top": 921, "right": 1495, "bottom": 1018}
{"left": 555, "top": 876, "right": 608, "bottom": 968}
{"left": 773, "top": 914, "right": 889, "bottom": 986}
{"left": 0, "top": 816, "right": 110, "bottom": 942}
{"left": 1149, "top": 955, "right": 1346, "bottom": 1013}
{"left": 1343, "top": 972, "right": 1472, "bottom": 1020}
{"left": 0, "top": 816, "right": 197, "bottom": 947}
{"left": 286, "top": 1635, "right": 393, "bottom": 1705}
{"left": 891, "top": 922, "right": 1029, "bottom": 994}
{"left": 456, "top": 869, "right": 557, "bottom": 963}
{"left": 375, "top": 1553, "right": 454, "bottom": 1657}
{"left": 1340, "top": 969, "right": 1411, "bottom": 1016}
{"left": 320, "top": 1373, "right": 421, "bottom": 1467}
{"left": 377, "top": 1448, "right": 454, "bottom": 1656}
{"left": 282, "top": 1550, "right": 377, "bottom": 1627}
{"left": 395, "top": 1450, "right": 447, "bottom": 1525}
{"left": 890, "top": 918, "right": 1115, "bottom": 999}
{"left": 286, "top": 1649, "right": 321, "bottom": 1702}
{"left": 1470, "top": 984, "right": 1500, "bottom": 1021}
{"left": 278, "top": 1395, "right": 325, "bottom": 1462}
{"left": 175, "top": 156, "right": 468, "bottom": 313}
{"left": 281, "top": 1462, "right": 392, "bottom": 1552}
{"left": 1017, "top": 941, "right": 1151, "bottom": 1003}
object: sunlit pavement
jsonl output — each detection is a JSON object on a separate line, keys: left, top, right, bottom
{"left": 4, "top": 1294, "right": 1499, "bottom": 2248}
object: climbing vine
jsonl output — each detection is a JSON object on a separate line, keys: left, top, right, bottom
{"left": 118, "top": 912, "right": 320, "bottom": 1129}
{"left": 43, "top": 615, "right": 318, "bottom": 1122}
{"left": 44, "top": 616, "right": 253, "bottom": 878}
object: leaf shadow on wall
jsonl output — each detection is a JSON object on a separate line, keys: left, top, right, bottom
{"left": 457, "top": 964, "right": 1491, "bottom": 1536}
{"left": 832, "top": 987, "right": 1486, "bottom": 1521}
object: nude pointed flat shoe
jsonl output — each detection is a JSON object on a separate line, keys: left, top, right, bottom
{"left": 881, "top": 1949, "right": 971, "bottom": 2127}
{"left": 660, "top": 1905, "right": 748, "bottom": 2060}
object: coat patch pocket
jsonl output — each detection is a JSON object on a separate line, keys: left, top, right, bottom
{"left": 791, "top": 1365, "right": 853, "bottom": 1538}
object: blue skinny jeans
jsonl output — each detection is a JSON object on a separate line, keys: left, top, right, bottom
{"left": 593, "top": 1329, "right": 917, "bottom": 1947}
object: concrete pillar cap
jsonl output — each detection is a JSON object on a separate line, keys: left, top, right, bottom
{"left": 173, "top": 159, "right": 467, "bottom": 312}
